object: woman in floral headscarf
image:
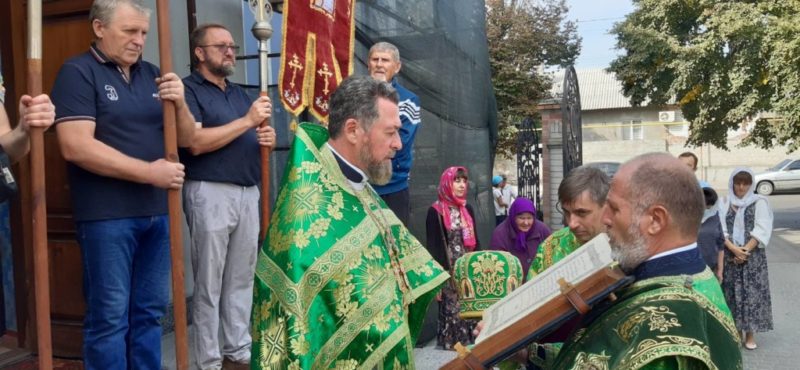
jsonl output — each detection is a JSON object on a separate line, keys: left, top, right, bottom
{"left": 720, "top": 168, "right": 774, "bottom": 350}
{"left": 489, "top": 197, "right": 551, "bottom": 280}
{"left": 425, "top": 166, "right": 479, "bottom": 349}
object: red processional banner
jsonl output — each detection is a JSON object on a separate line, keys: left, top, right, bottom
{"left": 279, "top": 0, "right": 356, "bottom": 123}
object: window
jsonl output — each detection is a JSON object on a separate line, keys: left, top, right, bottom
{"left": 623, "top": 120, "right": 643, "bottom": 140}
{"left": 787, "top": 161, "right": 800, "bottom": 171}
{"left": 667, "top": 123, "right": 689, "bottom": 137}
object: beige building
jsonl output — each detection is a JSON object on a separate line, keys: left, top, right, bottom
{"left": 497, "top": 68, "right": 793, "bottom": 228}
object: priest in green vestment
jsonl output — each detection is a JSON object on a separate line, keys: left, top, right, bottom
{"left": 549, "top": 153, "right": 741, "bottom": 370}
{"left": 528, "top": 166, "right": 610, "bottom": 279}
{"left": 249, "top": 76, "right": 448, "bottom": 369}
{"left": 525, "top": 166, "right": 611, "bottom": 368}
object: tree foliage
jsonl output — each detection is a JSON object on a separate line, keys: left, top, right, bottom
{"left": 610, "top": 0, "right": 800, "bottom": 152}
{"left": 486, "top": 0, "right": 580, "bottom": 158}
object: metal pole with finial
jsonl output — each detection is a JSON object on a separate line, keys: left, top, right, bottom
{"left": 249, "top": 0, "right": 274, "bottom": 244}
{"left": 26, "top": 1, "right": 53, "bottom": 368}
{"left": 155, "top": 0, "right": 189, "bottom": 368}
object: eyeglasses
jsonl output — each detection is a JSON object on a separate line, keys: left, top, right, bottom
{"left": 199, "top": 44, "right": 240, "bottom": 53}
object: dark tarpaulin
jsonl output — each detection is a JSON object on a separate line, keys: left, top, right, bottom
{"left": 246, "top": 2, "right": 497, "bottom": 343}
{"left": 255, "top": 0, "right": 497, "bottom": 248}
{"left": 353, "top": 0, "right": 498, "bottom": 248}
{"left": 353, "top": 0, "right": 497, "bottom": 345}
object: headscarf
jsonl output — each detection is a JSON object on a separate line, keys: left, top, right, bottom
{"left": 507, "top": 198, "right": 540, "bottom": 252}
{"left": 432, "top": 166, "right": 477, "bottom": 250}
{"left": 719, "top": 167, "right": 767, "bottom": 245}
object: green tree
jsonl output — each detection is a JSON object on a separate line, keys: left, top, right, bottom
{"left": 486, "top": 0, "right": 580, "bottom": 158}
{"left": 610, "top": 0, "right": 800, "bottom": 152}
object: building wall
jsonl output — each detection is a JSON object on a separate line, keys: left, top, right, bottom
{"left": 141, "top": 0, "right": 248, "bottom": 82}
{"left": 498, "top": 102, "right": 794, "bottom": 231}
{"left": 540, "top": 104, "right": 564, "bottom": 230}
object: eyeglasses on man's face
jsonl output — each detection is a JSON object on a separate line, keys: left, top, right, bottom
{"left": 199, "top": 44, "right": 240, "bottom": 53}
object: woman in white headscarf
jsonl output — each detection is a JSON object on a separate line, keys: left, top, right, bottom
{"left": 719, "top": 168, "right": 774, "bottom": 350}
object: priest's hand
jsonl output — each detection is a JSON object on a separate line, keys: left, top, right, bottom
{"left": 473, "top": 320, "right": 484, "bottom": 337}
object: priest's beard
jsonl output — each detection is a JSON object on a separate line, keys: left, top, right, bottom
{"left": 360, "top": 140, "right": 393, "bottom": 185}
{"left": 610, "top": 217, "right": 650, "bottom": 273}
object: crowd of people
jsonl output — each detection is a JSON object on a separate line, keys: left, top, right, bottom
{"left": 0, "top": 0, "right": 777, "bottom": 369}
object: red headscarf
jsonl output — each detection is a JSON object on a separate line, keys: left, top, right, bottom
{"left": 432, "top": 166, "right": 477, "bottom": 250}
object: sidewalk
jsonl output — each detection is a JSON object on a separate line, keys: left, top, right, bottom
{"left": 162, "top": 229, "right": 799, "bottom": 369}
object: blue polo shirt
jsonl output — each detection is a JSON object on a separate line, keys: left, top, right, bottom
{"left": 51, "top": 45, "right": 167, "bottom": 222}
{"left": 181, "top": 71, "right": 259, "bottom": 186}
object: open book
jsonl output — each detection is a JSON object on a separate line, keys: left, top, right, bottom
{"left": 477, "top": 233, "right": 615, "bottom": 342}
{"left": 442, "top": 233, "right": 632, "bottom": 369}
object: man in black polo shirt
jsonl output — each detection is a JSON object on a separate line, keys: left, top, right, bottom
{"left": 181, "top": 23, "right": 276, "bottom": 370}
{"left": 50, "top": 1, "right": 196, "bottom": 369}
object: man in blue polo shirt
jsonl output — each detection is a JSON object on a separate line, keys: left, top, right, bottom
{"left": 50, "top": 1, "right": 196, "bottom": 369}
{"left": 181, "top": 23, "right": 275, "bottom": 370}
{"left": 367, "top": 42, "right": 421, "bottom": 226}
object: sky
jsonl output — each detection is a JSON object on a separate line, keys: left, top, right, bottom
{"left": 566, "top": 0, "right": 635, "bottom": 69}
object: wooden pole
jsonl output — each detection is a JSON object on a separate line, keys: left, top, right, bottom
{"left": 26, "top": 1, "right": 52, "bottom": 369}
{"left": 251, "top": 0, "right": 273, "bottom": 243}
{"left": 259, "top": 91, "right": 271, "bottom": 244}
{"left": 154, "top": 1, "right": 188, "bottom": 369}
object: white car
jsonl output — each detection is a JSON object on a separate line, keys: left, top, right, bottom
{"left": 754, "top": 158, "right": 800, "bottom": 195}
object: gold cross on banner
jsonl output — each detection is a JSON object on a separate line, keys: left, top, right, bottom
{"left": 317, "top": 62, "right": 333, "bottom": 95}
{"left": 288, "top": 54, "right": 303, "bottom": 89}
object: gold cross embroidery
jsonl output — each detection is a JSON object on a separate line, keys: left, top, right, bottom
{"left": 259, "top": 321, "right": 286, "bottom": 366}
{"left": 288, "top": 54, "right": 303, "bottom": 89}
{"left": 317, "top": 62, "right": 334, "bottom": 95}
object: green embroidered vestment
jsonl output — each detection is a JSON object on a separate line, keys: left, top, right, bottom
{"left": 551, "top": 272, "right": 741, "bottom": 370}
{"left": 528, "top": 227, "right": 583, "bottom": 280}
{"left": 250, "top": 124, "right": 448, "bottom": 370}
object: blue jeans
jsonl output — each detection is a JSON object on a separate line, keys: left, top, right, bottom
{"left": 77, "top": 216, "right": 171, "bottom": 370}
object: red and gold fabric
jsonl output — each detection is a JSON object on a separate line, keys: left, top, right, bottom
{"left": 278, "top": 0, "right": 356, "bottom": 123}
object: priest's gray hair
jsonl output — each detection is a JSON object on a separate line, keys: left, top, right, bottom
{"left": 328, "top": 76, "right": 398, "bottom": 139}
{"left": 625, "top": 152, "right": 704, "bottom": 238}
{"left": 558, "top": 166, "right": 610, "bottom": 208}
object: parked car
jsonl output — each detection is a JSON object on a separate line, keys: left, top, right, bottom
{"left": 753, "top": 158, "right": 800, "bottom": 195}
{"left": 584, "top": 161, "right": 621, "bottom": 178}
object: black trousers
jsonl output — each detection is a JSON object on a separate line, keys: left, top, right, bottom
{"left": 380, "top": 188, "right": 410, "bottom": 226}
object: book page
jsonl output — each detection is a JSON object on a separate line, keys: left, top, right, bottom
{"left": 476, "top": 233, "right": 614, "bottom": 343}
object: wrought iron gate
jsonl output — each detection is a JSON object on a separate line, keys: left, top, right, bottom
{"left": 517, "top": 117, "right": 541, "bottom": 210}
{"left": 561, "top": 66, "right": 582, "bottom": 174}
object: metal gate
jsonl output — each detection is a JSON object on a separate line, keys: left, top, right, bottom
{"left": 561, "top": 65, "right": 582, "bottom": 174}
{"left": 517, "top": 117, "right": 542, "bottom": 210}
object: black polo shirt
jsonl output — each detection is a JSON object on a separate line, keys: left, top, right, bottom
{"left": 181, "top": 71, "right": 259, "bottom": 186}
{"left": 51, "top": 45, "right": 167, "bottom": 222}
